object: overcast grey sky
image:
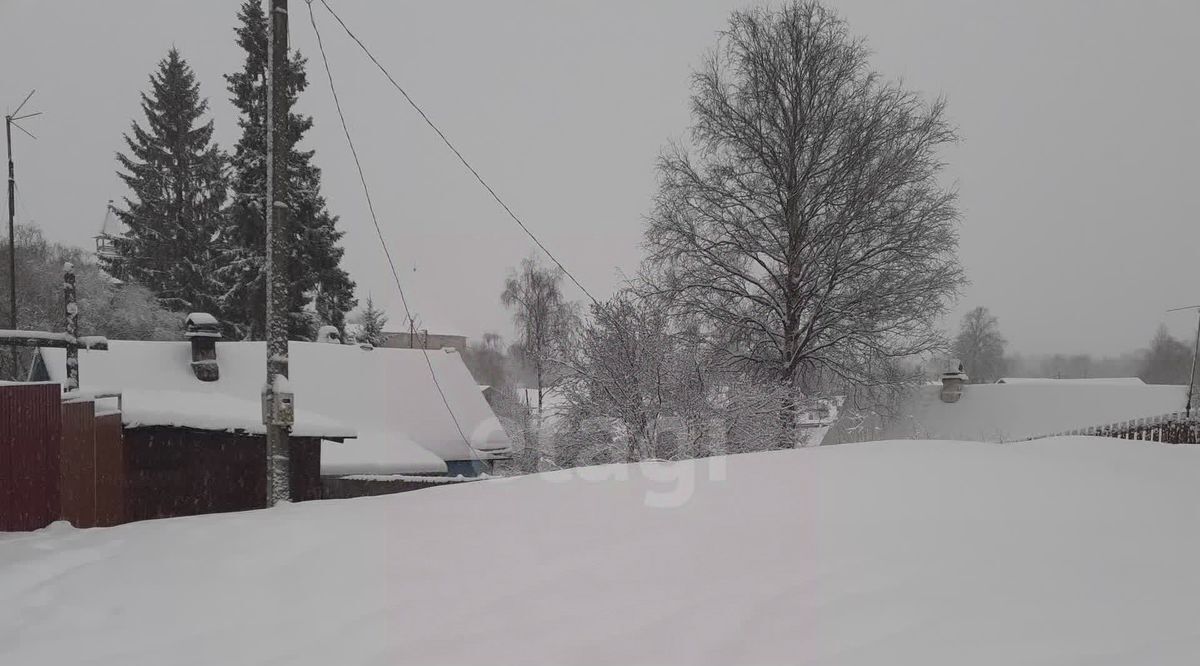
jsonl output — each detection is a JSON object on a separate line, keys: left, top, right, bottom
{"left": 2, "top": 0, "right": 1198, "bottom": 355}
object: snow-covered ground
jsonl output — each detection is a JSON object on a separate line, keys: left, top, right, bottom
{"left": 3, "top": 438, "right": 1199, "bottom": 665}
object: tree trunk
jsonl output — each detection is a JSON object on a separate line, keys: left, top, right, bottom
{"left": 778, "top": 376, "right": 798, "bottom": 449}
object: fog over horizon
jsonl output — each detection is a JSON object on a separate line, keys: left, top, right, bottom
{"left": 2, "top": 0, "right": 1197, "bottom": 357}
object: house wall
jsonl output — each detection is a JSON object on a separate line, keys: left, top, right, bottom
{"left": 445, "top": 459, "right": 493, "bottom": 477}
{"left": 321, "top": 476, "right": 456, "bottom": 499}
{"left": 321, "top": 477, "right": 444, "bottom": 496}
{"left": 123, "top": 428, "right": 321, "bottom": 522}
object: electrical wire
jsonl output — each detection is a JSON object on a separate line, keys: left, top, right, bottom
{"left": 315, "top": 0, "right": 599, "bottom": 306}
{"left": 306, "top": 0, "right": 476, "bottom": 452}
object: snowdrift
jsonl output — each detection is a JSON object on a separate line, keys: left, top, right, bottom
{"left": 3, "top": 438, "right": 1199, "bottom": 665}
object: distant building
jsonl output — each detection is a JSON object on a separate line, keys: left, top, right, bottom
{"left": 380, "top": 330, "right": 468, "bottom": 353}
{"left": 993, "top": 377, "right": 1146, "bottom": 386}
{"left": 93, "top": 199, "right": 126, "bottom": 262}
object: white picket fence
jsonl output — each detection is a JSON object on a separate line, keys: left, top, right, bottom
{"left": 1023, "top": 411, "right": 1200, "bottom": 444}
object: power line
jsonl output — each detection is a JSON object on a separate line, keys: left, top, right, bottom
{"left": 306, "top": 0, "right": 474, "bottom": 450}
{"left": 315, "top": 0, "right": 599, "bottom": 306}
{"left": 307, "top": 3, "right": 658, "bottom": 465}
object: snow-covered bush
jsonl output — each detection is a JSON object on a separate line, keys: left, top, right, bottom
{"left": 541, "top": 290, "right": 806, "bottom": 469}
{"left": 0, "top": 224, "right": 180, "bottom": 379}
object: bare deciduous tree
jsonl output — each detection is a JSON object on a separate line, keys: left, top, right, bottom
{"left": 1, "top": 223, "right": 180, "bottom": 379}
{"left": 953, "top": 306, "right": 1006, "bottom": 383}
{"left": 1139, "top": 325, "right": 1191, "bottom": 386}
{"left": 554, "top": 292, "right": 692, "bottom": 463}
{"left": 552, "top": 290, "right": 795, "bottom": 467}
{"left": 501, "top": 255, "right": 575, "bottom": 412}
{"left": 645, "top": 1, "right": 964, "bottom": 445}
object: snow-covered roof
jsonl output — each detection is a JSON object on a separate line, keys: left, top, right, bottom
{"left": 106, "top": 389, "right": 352, "bottom": 438}
{"left": 798, "top": 395, "right": 844, "bottom": 426}
{"left": 995, "top": 377, "right": 1146, "bottom": 386}
{"left": 41, "top": 341, "right": 510, "bottom": 471}
{"left": 40, "top": 346, "right": 353, "bottom": 439}
{"left": 0, "top": 330, "right": 108, "bottom": 349}
{"left": 184, "top": 312, "right": 219, "bottom": 327}
{"left": 871, "top": 381, "right": 1187, "bottom": 442}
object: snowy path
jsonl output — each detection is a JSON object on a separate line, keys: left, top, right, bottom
{"left": 2, "top": 437, "right": 1199, "bottom": 665}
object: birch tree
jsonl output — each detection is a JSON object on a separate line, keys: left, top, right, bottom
{"left": 646, "top": 1, "right": 964, "bottom": 444}
{"left": 501, "top": 256, "right": 574, "bottom": 411}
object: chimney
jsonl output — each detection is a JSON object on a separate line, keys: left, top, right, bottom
{"left": 940, "top": 358, "right": 968, "bottom": 403}
{"left": 184, "top": 312, "right": 222, "bottom": 381}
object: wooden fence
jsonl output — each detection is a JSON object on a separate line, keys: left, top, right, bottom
{"left": 0, "top": 383, "right": 125, "bottom": 531}
{"left": 1023, "top": 411, "right": 1200, "bottom": 444}
{"left": 0, "top": 383, "right": 62, "bottom": 531}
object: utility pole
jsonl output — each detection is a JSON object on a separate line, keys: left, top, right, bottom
{"left": 1167, "top": 305, "right": 1200, "bottom": 415}
{"left": 5, "top": 90, "right": 39, "bottom": 378}
{"left": 264, "top": 0, "right": 293, "bottom": 504}
{"left": 1189, "top": 310, "right": 1200, "bottom": 415}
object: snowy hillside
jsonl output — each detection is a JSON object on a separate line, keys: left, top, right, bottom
{"left": 3, "top": 438, "right": 1199, "bottom": 665}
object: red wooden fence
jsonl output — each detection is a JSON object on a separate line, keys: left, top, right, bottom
{"left": 1, "top": 383, "right": 125, "bottom": 531}
{"left": 60, "top": 400, "right": 97, "bottom": 527}
{"left": 0, "top": 383, "right": 62, "bottom": 531}
{"left": 94, "top": 412, "right": 125, "bottom": 527}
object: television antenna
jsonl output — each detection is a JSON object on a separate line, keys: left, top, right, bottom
{"left": 1166, "top": 304, "right": 1200, "bottom": 414}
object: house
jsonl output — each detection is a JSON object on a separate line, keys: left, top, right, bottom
{"left": 290, "top": 342, "right": 512, "bottom": 480}
{"left": 36, "top": 324, "right": 511, "bottom": 486}
{"left": 381, "top": 330, "right": 468, "bottom": 353}
{"left": 825, "top": 375, "right": 1187, "bottom": 445}
{"left": 344, "top": 320, "right": 468, "bottom": 352}
{"left": 377, "top": 308, "right": 470, "bottom": 352}
{"left": 796, "top": 395, "right": 845, "bottom": 446}
{"left": 993, "top": 377, "right": 1148, "bottom": 386}
{"left": 35, "top": 330, "right": 355, "bottom": 521}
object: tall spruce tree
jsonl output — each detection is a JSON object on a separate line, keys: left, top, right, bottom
{"left": 219, "top": 0, "right": 356, "bottom": 340}
{"left": 106, "top": 48, "right": 226, "bottom": 314}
